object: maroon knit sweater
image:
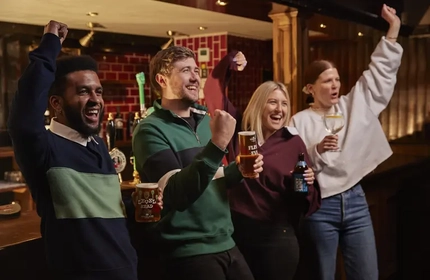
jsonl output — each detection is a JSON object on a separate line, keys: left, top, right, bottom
{"left": 204, "top": 51, "right": 321, "bottom": 224}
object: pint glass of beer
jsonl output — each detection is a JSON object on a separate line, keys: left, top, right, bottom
{"left": 135, "top": 183, "right": 161, "bottom": 223}
{"left": 238, "top": 131, "right": 259, "bottom": 178}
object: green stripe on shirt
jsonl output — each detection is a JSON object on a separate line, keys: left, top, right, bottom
{"left": 47, "top": 167, "right": 125, "bottom": 219}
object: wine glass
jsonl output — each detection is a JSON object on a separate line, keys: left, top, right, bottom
{"left": 323, "top": 111, "right": 345, "bottom": 152}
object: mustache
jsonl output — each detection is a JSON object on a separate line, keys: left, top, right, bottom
{"left": 85, "top": 100, "right": 100, "bottom": 108}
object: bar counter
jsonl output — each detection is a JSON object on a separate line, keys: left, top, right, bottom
{"left": 0, "top": 210, "right": 40, "bottom": 248}
{"left": 0, "top": 182, "right": 135, "bottom": 249}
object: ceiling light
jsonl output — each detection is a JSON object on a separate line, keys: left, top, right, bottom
{"left": 166, "top": 30, "right": 189, "bottom": 37}
{"left": 358, "top": 32, "right": 364, "bottom": 36}
{"left": 215, "top": 0, "right": 228, "bottom": 6}
{"left": 87, "top": 22, "right": 106, "bottom": 29}
{"left": 161, "top": 38, "right": 174, "bottom": 50}
{"left": 79, "top": 31, "right": 94, "bottom": 47}
{"left": 198, "top": 26, "right": 207, "bottom": 30}
{"left": 320, "top": 24, "right": 326, "bottom": 28}
{"left": 86, "top": 12, "right": 99, "bottom": 17}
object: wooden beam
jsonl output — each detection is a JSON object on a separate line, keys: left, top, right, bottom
{"left": 269, "top": 4, "right": 308, "bottom": 115}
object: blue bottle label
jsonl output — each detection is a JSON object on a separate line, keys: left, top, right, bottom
{"left": 293, "top": 173, "right": 308, "bottom": 193}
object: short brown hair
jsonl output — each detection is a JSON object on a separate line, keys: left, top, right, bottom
{"left": 303, "top": 60, "right": 336, "bottom": 105}
{"left": 149, "top": 46, "right": 195, "bottom": 97}
{"left": 304, "top": 60, "right": 336, "bottom": 85}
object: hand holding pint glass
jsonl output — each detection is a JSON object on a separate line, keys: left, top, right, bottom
{"left": 238, "top": 131, "right": 263, "bottom": 178}
{"left": 133, "top": 183, "right": 163, "bottom": 223}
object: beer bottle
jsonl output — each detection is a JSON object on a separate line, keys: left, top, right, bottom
{"left": 106, "top": 113, "right": 116, "bottom": 151}
{"left": 114, "top": 107, "right": 124, "bottom": 141}
{"left": 127, "top": 112, "right": 134, "bottom": 139}
{"left": 293, "top": 153, "right": 308, "bottom": 193}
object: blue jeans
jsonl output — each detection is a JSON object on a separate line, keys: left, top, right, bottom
{"left": 301, "top": 184, "right": 378, "bottom": 280}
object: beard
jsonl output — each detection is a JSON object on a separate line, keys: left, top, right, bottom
{"left": 62, "top": 102, "right": 103, "bottom": 138}
{"left": 169, "top": 79, "right": 199, "bottom": 104}
{"left": 177, "top": 88, "right": 199, "bottom": 104}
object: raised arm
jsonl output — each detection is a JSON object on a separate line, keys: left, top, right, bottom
{"left": 134, "top": 126, "right": 225, "bottom": 212}
{"left": 133, "top": 110, "right": 237, "bottom": 212}
{"left": 204, "top": 51, "right": 247, "bottom": 162}
{"left": 204, "top": 50, "right": 243, "bottom": 118}
{"left": 346, "top": 4, "right": 403, "bottom": 116}
{"left": 8, "top": 21, "right": 67, "bottom": 179}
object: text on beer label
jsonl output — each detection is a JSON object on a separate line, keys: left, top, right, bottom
{"left": 137, "top": 198, "right": 156, "bottom": 205}
{"left": 248, "top": 145, "right": 257, "bottom": 151}
{"left": 293, "top": 174, "right": 308, "bottom": 192}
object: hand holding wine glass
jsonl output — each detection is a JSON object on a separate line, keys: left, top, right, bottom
{"left": 323, "top": 111, "right": 345, "bottom": 152}
{"left": 317, "top": 134, "right": 339, "bottom": 154}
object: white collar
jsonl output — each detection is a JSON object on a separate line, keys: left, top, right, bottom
{"left": 49, "top": 118, "right": 99, "bottom": 147}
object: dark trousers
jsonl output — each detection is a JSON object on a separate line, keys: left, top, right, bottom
{"left": 232, "top": 211, "right": 300, "bottom": 280}
{"left": 162, "top": 246, "right": 254, "bottom": 280}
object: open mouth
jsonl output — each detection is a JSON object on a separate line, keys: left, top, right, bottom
{"left": 84, "top": 108, "right": 100, "bottom": 123}
{"left": 270, "top": 115, "right": 283, "bottom": 123}
{"left": 186, "top": 85, "right": 198, "bottom": 91}
{"left": 331, "top": 92, "right": 339, "bottom": 99}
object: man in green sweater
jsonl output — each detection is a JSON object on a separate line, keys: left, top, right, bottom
{"left": 132, "top": 46, "right": 263, "bottom": 279}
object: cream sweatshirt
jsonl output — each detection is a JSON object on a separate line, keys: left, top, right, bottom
{"left": 290, "top": 36, "right": 403, "bottom": 198}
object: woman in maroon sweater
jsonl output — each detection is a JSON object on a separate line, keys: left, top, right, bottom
{"left": 204, "top": 51, "right": 321, "bottom": 280}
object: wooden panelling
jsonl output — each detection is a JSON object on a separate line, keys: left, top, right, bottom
{"left": 363, "top": 156, "right": 430, "bottom": 280}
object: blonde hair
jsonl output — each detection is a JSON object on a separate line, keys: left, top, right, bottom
{"left": 242, "top": 81, "right": 291, "bottom": 145}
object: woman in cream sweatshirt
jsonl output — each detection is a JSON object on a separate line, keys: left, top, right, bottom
{"left": 289, "top": 4, "right": 403, "bottom": 280}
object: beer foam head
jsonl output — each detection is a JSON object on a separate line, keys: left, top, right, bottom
{"left": 238, "top": 131, "right": 256, "bottom": 136}
{"left": 136, "top": 183, "right": 158, "bottom": 189}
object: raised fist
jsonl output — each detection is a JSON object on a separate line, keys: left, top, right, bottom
{"left": 233, "top": 51, "right": 247, "bottom": 71}
{"left": 43, "top": 20, "right": 68, "bottom": 44}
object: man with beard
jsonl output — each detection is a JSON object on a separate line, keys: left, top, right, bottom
{"left": 7, "top": 20, "right": 139, "bottom": 280}
{"left": 132, "top": 46, "right": 263, "bottom": 280}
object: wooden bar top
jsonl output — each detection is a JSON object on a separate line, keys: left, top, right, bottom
{"left": 0, "top": 181, "right": 27, "bottom": 193}
{"left": 366, "top": 153, "right": 430, "bottom": 180}
{"left": 0, "top": 211, "right": 41, "bottom": 248}
{"left": 121, "top": 180, "right": 138, "bottom": 190}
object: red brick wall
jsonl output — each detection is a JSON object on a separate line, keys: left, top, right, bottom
{"left": 175, "top": 33, "right": 228, "bottom": 105}
{"left": 175, "top": 33, "right": 228, "bottom": 74}
{"left": 92, "top": 34, "right": 272, "bottom": 138}
{"left": 91, "top": 52, "right": 152, "bottom": 140}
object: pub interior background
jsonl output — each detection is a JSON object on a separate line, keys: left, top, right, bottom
{"left": 0, "top": 0, "right": 429, "bottom": 279}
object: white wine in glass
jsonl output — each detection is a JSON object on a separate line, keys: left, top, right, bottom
{"left": 323, "top": 112, "right": 344, "bottom": 152}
